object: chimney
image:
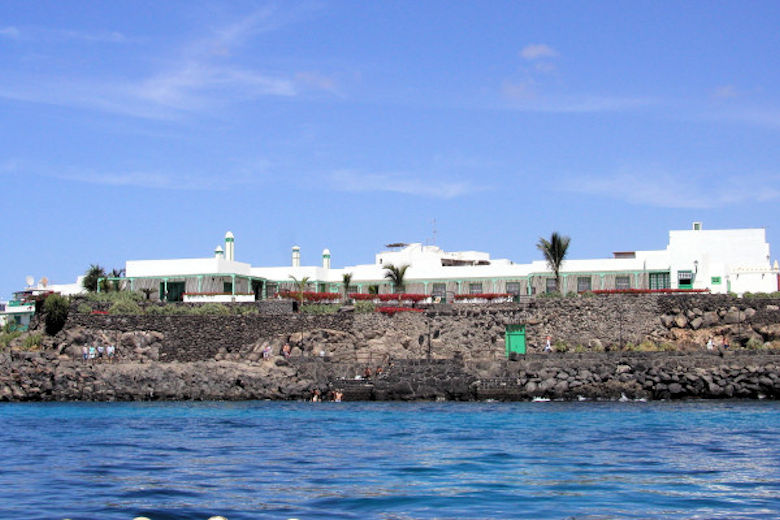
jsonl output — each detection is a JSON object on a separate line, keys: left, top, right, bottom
{"left": 292, "top": 246, "right": 301, "bottom": 267}
{"left": 214, "top": 246, "right": 224, "bottom": 258}
{"left": 225, "top": 231, "right": 235, "bottom": 261}
{"left": 322, "top": 249, "right": 331, "bottom": 269}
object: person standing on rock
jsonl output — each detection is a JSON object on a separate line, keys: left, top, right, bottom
{"left": 545, "top": 336, "right": 552, "bottom": 352}
{"left": 82, "top": 346, "right": 88, "bottom": 362}
{"left": 706, "top": 337, "right": 714, "bottom": 351}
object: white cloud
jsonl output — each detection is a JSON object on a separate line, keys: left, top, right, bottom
{"left": 520, "top": 43, "right": 558, "bottom": 60}
{"left": 561, "top": 171, "right": 780, "bottom": 209}
{"left": 0, "top": 9, "right": 337, "bottom": 119}
{"left": 328, "top": 170, "right": 483, "bottom": 199}
{"left": 53, "top": 167, "right": 266, "bottom": 191}
{"left": 713, "top": 85, "right": 738, "bottom": 100}
{"left": 0, "top": 26, "right": 20, "bottom": 39}
{"left": 501, "top": 83, "right": 654, "bottom": 113}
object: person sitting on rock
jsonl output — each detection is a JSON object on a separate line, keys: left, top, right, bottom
{"left": 282, "top": 343, "right": 291, "bottom": 359}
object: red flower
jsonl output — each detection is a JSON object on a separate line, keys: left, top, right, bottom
{"left": 376, "top": 306, "right": 424, "bottom": 315}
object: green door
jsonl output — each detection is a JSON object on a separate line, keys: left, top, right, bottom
{"left": 160, "top": 281, "right": 186, "bottom": 302}
{"left": 505, "top": 325, "right": 526, "bottom": 357}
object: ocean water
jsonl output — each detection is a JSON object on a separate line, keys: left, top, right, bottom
{"left": 0, "top": 401, "right": 778, "bottom": 520}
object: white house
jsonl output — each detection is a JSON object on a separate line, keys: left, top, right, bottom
{"left": 104, "top": 223, "right": 779, "bottom": 302}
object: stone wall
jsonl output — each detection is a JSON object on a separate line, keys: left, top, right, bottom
{"left": 57, "top": 295, "right": 780, "bottom": 365}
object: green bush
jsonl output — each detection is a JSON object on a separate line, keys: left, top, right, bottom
{"left": 659, "top": 342, "right": 677, "bottom": 352}
{"left": 0, "top": 330, "right": 22, "bottom": 348}
{"left": 637, "top": 340, "right": 659, "bottom": 351}
{"left": 85, "top": 290, "right": 143, "bottom": 304}
{"left": 301, "top": 304, "right": 338, "bottom": 315}
{"left": 77, "top": 303, "right": 93, "bottom": 314}
{"left": 355, "top": 301, "right": 375, "bottom": 313}
{"left": 553, "top": 340, "right": 568, "bottom": 353}
{"left": 108, "top": 300, "right": 142, "bottom": 315}
{"left": 22, "top": 333, "right": 43, "bottom": 350}
{"left": 538, "top": 291, "right": 562, "bottom": 299}
{"left": 194, "top": 303, "right": 231, "bottom": 316}
{"left": 43, "top": 293, "right": 70, "bottom": 336}
{"left": 745, "top": 337, "right": 765, "bottom": 350}
{"left": 146, "top": 304, "right": 189, "bottom": 315}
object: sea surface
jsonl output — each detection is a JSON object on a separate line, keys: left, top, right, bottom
{"left": 0, "top": 401, "right": 778, "bottom": 520}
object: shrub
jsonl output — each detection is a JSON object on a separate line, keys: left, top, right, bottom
{"left": 659, "top": 342, "right": 677, "bottom": 352}
{"left": 745, "top": 337, "right": 765, "bottom": 350}
{"left": 108, "top": 300, "right": 142, "bottom": 315}
{"left": 86, "top": 291, "right": 144, "bottom": 304}
{"left": 43, "top": 294, "right": 70, "bottom": 336}
{"left": 77, "top": 303, "right": 93, "bottom": 314}
{"left": 538, "top": 291, "right": 562, "bottom": 299}
{"left": 0, "top": 330, "right": 22, "bottom": 348}
{"left": 22, "top": 333, "right": 43, "bottom": 350}
{"left": 553, "top": 340, "right": 568, "bottom": 352}
{"left": 637, "top": 340, "right": 659, "bottom": 351}
{"left": 355, "top": 301, "right": 375, "bottom": 313}
{"left": 194, "top": 303, "right": 230, "bottom": 316}
{"left": 301, "top": 304, "right": 338, "bottom": 315}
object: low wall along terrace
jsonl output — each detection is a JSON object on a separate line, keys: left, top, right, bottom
{"left": 1, "top": 294, "right": 779, "bottom": 401}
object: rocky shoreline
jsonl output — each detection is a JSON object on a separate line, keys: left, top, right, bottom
{"left": 2, "top": 350, "right": 778, "bottom": 402}
{"left": 2, "top": 294, "right": 779, "bottom": 402}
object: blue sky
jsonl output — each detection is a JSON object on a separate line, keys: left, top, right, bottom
{"left": 1, "top": 1, "right": 778, "bottom": 298}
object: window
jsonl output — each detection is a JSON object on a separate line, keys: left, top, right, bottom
{"left": 649, "top": 272, "right": 671, "bottom": 290}
{"left": 266, "top": 282, "right": 278, "bottom": 297}
{"left": 223, "top": 281, "right": 233, "bottom": 293}
{"left": 347, "top": 285, "right": 359, "bottom": 294}
{"left": 506, "top": 282, "right": 522, "bottom": 295}
{"left": 711, "top": 276, "right": 721, "bottom": 285}
{"left": 545, "top": 278, "right": 557, "bottom": 293}
{"left": 677, "top": 271, "right": 693, "bottom": 289}
{"left": 469, "top": 282, "right": 483, "bottom": 295}
{"left": 432, "top": 283, "right": 446, "bottom": 298}
{"left": 577, "top": 277, "right": 591, "bottom": 293}
{"left": 615, "top": 276, "right": 631, "bottom": 290}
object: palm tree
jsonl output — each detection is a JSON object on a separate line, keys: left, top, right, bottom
{"left": 109, "top": 267, "right": 126, "bottom": 292}
{"left": 288, "top": 275, "right": 310, "bottom": 309}
{"left": 383, "top": 264, "right": 409, "bottom": 294}
{"left": 341, "top": 272, "right": 353, "bottom": 301}
{"left": 82, "top": 264, "right": 107, "bottom": 292}
{"left": 537, "top": 232, "right": 571, "bottom": 293}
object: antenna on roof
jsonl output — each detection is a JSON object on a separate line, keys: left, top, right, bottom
{"left": 25, "top": 275, "right": 34, "bottom": 288}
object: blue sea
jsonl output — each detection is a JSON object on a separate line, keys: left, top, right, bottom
{"left": 1, "top": 401, "right": 779, "bottom": 520}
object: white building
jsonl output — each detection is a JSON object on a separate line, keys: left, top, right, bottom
{"left": 104, "top": 223, "right": 779, "bottom": 302}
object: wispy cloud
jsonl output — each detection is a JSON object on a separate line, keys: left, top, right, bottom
{"left": 0, "top": 26, "right": 21, "bottom": 39}
{"left": 0, "top": 25, "right": 127, "bottom": 43}
{"left": 328, "top": 170, "right": 484, "bottom": 199}
{"left": 501, "top": 81, "right": 653, "bottom": 113}
{"left": 520, "top": 43, "right": 558, "bottom": 61}
{"left": 0, "top": 9, "right": 337, "bottom": 119}
{"left": 561, "top": 171, "right": 780, "bottom": 209}
{"left": 53, "top": 167, "right": 267, "bottom": 191}
{"left": 712, "top": 85, "right": 738, "bottom": 100}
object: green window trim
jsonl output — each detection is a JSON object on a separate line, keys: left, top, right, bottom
{"left": 711, "top": 276, "right": 722, "bottom": 285}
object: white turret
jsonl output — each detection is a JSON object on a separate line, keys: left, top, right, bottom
{"left": 225, "top": 231, "right": 235, "bottom": 261}
{"left": 292, "top": 246, "right": 301, "bottom": 267}
{"left": 322, "top": 248, "right": 331, "bottom": 269}
{"left": 214, "top": 245, "right": 224, "bottom": 258}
